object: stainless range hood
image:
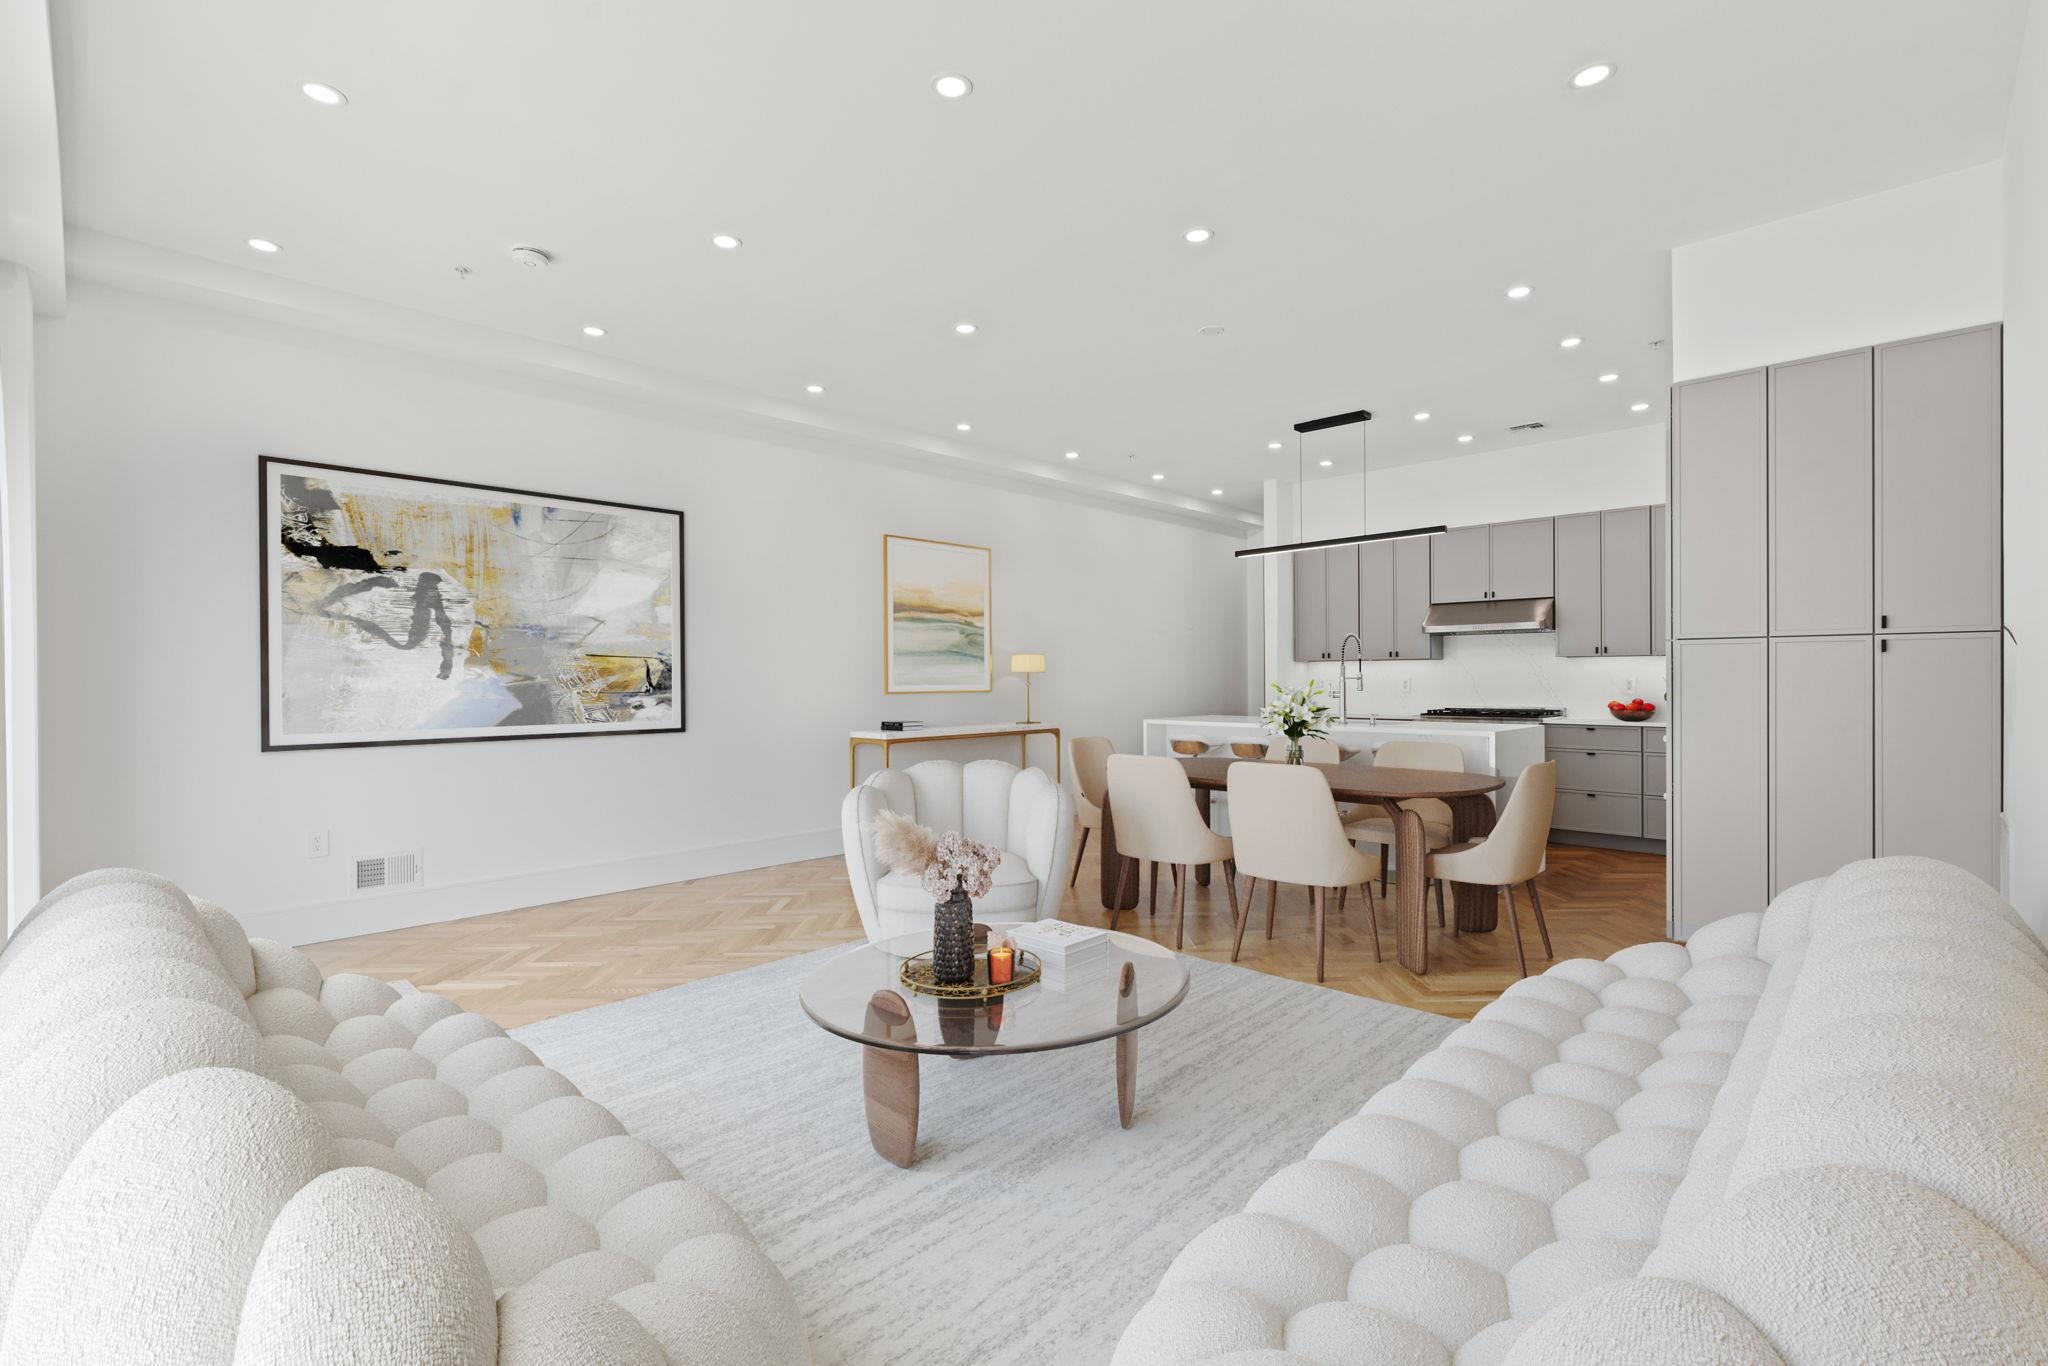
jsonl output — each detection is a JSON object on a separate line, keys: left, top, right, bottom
{"left": 1423, "top": 597, "right": 1556, "bottom": 635}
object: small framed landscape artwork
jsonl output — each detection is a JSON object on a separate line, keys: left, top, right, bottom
{"left": 883, "top": 534, "right": 992, "bottom": 693}
{"left": 260, "top": 456, "right": 684, "bottom": 749}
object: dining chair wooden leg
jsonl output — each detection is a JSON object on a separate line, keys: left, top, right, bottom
{"left": 1232, "top": 877, "right": 1258, "bottom": 961}
{"left": 1379, "top": 860, "right": 1389, "bottom": 896}
{"left": 1526, "top": 879, "right": 1553, "bottom": 959}
{"left": 1502, "top": 883, "right": 1529, "bottom": 978}
{"left": 1359, "top": 882, "right": 1382, "bottom": 962}
{"left": 1111, "top": 857, "right": 1135, "bottom": 933}
{"left": 1264, "top": 878, "right": 1279, "bottom": 939}
{"left": 1070, "top": 827, "right": 1091, "bottom": 887}
{"left": 1148, "top": 862, "right": 1160, "bottom": 917}
{"left": 1312, "top": 886, "right": 1328, "bottom": 983}
{"left": 1223, "top": 863, "right": 1240, "bottom": 931}
{"left": 1170, "top": 864, "right": 1188, "bottom": 950}
{"left": 1434, "top": 878, "right": 1454, "bottom": 937}
{"left": 1337, "top": 885, "right": 1348, "bottom": 913}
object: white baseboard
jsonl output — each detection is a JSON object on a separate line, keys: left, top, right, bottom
{"left": 241, "top": 827, "right": 843, "bottom": 947}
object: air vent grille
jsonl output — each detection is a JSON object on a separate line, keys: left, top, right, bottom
{"left": 354, "top": 850, "right": 423, "bottom": 894}
{"left": 1508, "top": 421, "right": 1547, "bottom": 432}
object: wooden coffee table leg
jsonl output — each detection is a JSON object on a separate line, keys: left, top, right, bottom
{"left": 1115, "top": 961, "right": 1138, "bottom": 1129}
{"left": 863, "top": 990, "right": 919, "bottom": 1167}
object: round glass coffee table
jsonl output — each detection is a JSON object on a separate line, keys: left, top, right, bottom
{"left": 798, "top": 930, "right": 1191, "bottom": 1167}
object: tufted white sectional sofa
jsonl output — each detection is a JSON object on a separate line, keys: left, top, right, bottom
{"left": 1115, "top": 856, "right": 2048, "bottom": 1364}
{"left": 0, "top": 867, "right": 808, "bottom": 1364}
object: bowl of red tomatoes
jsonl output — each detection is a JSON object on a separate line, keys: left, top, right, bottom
{"left": 1608, "top": 698, "right": 1658, "bottom": 722}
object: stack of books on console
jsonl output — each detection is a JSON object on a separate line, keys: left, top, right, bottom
{"left": 1008, "top": 919, "right": 1111, "bottom": 990}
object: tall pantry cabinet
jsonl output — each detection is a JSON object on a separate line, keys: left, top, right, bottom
{"left": 1668, "top": 324, "right": 2002, "bottom": 937}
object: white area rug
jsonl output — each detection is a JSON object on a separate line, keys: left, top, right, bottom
{"left": 514, "top": 945, "right": 1457, "bottom": 1366}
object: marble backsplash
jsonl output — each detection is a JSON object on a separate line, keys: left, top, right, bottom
{"left": 1280, "top": 631, "right": 1670, "bottom": 720}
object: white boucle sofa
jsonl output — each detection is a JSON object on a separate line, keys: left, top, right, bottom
{"left": 1115, "top": 856, "right": 2048, "bottom": 1364}
{"left": 0, "top": 868, "right": 808, "bottom": 1364}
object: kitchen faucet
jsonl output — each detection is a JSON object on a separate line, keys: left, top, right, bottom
{"left": 1337, "top": 632, "right": 1365, "bottom": 725}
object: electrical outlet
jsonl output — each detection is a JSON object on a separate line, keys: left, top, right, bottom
{"left": 1623, "top": 675, "right": 1637, "bottom": 694}
{"left": 308, "top": 830, "right": 329, "bottom": 859}
{"left": 1400, "top": 678, "right": 1412, "bottom": 694}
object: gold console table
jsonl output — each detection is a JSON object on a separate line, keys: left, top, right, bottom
{"left": 848, "top": 724, "right": 1063, "bottom": 787}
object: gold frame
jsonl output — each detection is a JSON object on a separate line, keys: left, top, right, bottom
{"left": 882, "top": 533, "right": 992, "bottom": 694}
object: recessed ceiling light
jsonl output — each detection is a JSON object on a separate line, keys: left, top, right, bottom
{"left": 301, "top": 82, "right": 347, "bottom": 106}
{"left": 710, "top": 234, "right": 742, "bottom": 249}
{"left": 1413, "top": 412, "right": 1431, "bottom": 421}
{"left": 246, "top": 238, "right": 281, "bottom": 253}
{"left": 956, "top": 422, "right": 972, "bottom": 432}
{"left": 1183, "top": 227, "right": 1214, "bottom": 244}
{"left": 1211, "top": 488, "right": 1224, "bottom": 496}
{"left": 1571, "top": 62, "right": 1616, "bottom": 89}
{"left": 955, "top": 322, "right": 978, "bottom": 335}
{"left": 1268, "top": 442, "right": 1283, "bottom": 450}
{"left": 1197, "top": 324, "right": 1227, "bottom": 336}
{"left": 1458, "top": 434, "right": 1474, "bottom": 443}
{"left": 1506, "top": 284, "right": 1533, "bottom": 299}
{"left": 1560, "top": 336, "right": 1583, "bottom": 348}
{"left": 1631, "top": 401, "right": 1650, "bottom": 412}
{"left": 582, "top": 326, "right": 606, "bottom": 337}
{"left": 933, "top": 73, "right": 973, "bottom": 99}
{"left": 1151, "top": 473, "right": 1165, "bottom": 481}
{"left": 1064, "top": 451, "right": 1079, "bottom": 459}
{"left": 1319, "top": 459, "right": 1333, "bottom": 467}
{"left": 806, "top": 384, "right": 825, "bottom": 394}
{"left": 1599, "top": 373, "right": 1619, "bottom": 383}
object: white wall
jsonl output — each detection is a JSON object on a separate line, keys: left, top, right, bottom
{"left": 1671, "top": 162, "right": 2005, "bottom": 382}
{"left": 34, "top": 284, "right": 1247, "bottom": 942}
{"left": 2004, "top": 0, "right": 2048, "bottom": 937}
{"left": 0, "top": 263, "right": 37, "bottom": 925}
{"left": 1263, "top": 424, "right": 1670, "bottom": 716}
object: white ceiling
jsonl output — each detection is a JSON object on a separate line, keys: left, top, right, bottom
{"left": 48, "top": 0, "right": 2029, "bottom": 514}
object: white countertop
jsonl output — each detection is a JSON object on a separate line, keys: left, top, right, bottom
{"left": 1542, "top": 714, "right": 1667, "bottom": 729}
{"left": 1147, "top": 714, "right": 1543, "bottom": 737}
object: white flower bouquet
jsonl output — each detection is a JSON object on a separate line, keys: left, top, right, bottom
{"left": 1260, "top": 679, "right": 1334, "bottom": 744}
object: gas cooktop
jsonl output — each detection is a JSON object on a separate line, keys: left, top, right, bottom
{"left": 1419, "top": 707, "right": 1564, "bottom": 720}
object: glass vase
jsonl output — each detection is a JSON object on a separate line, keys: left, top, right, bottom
{"left": 1285, "top": 739, "right": 1304, "bottom": 765}
{"left": 931, "top": 887, "right": 976, "bottom": 984}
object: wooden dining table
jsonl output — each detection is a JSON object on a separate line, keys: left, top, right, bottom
{"left": 1097, "top": 756, "right": 1507, "bottom": 975}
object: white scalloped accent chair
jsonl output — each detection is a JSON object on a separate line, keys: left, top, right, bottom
{"left": 1114, "top": 856, "right": 2048, "bottom": 1365}
{"left": 841, "top": 759, "right": 1076, "bottom": 943}
{"left": 0, "top": 868, "right": 809, "bottom": 1364}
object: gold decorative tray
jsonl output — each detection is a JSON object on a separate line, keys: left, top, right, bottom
{"left": 899, "top": 949, "right": 1042, "bottom": 1000}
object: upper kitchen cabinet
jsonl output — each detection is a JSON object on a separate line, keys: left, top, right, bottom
{"left": 1350, "top": 540, "right": 1440, "bottom": 661}
{"left": 1770, "top": 349, "right": 1873, "bottom": 636}
{"left": 1554, "top": 506, "right": 1657, "bottom": 657}
{"left": 1672, "top": 368, "right": 1767, "bottom": 638}
{"left": 1649, "top": 505, "right": 1667, "bottom": 657}
{"left": 1429, "top": 518, "right": 1553, "bottom": 603}
{"left": 1876, "top": 326, "right": 2002, "bottom": 634}
{"left": 1291, "top": 546, "right": 1368, "bottom": 661}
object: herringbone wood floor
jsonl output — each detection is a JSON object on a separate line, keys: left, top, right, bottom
{"left": 304, "top": 842, "right": 1667, "bottom": 1027}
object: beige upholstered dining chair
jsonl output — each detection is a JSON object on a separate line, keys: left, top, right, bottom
{"left": 1069, "top": 736, "right": 1114, "bottom": 887}
{"left": 1264, "top": 736, "right": 1343, "bottom": 763}
{"left": 1426, "top": 760, "right": 1558, "bottom": 977}
{"left": 1225, "top": 761, "right": 1381, "bottom": 982}
{"left": 1344, "top": 739, "right": 1463, "bottom": 901}
{"left": 1105, "top": 754, "right": 1235, "bottom": 949}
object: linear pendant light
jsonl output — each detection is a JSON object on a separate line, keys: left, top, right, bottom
{"left": 1234, "top": 409, "right": 1448, "bottom": 559}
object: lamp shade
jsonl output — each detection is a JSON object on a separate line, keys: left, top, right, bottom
{"left": 1009, "top": 653, "right": 1046, "bottom": 674}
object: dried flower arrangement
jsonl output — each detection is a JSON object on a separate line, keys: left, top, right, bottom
{"left": 868, "top": 808, "right": 1002, "bottom": 900}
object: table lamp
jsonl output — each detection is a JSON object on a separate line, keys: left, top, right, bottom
{"left": 1009, "top": 653, "right": 1046, "bottom": 723}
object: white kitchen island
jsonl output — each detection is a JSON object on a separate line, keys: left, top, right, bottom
{"left": 1142, "top": 714, "right": 1545, "bottom": 812}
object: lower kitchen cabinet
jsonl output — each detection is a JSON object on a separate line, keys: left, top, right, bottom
{"left": 1771, "top": 636, "right": 1874, "bottom": 894}
{"left": 1673, "top": 638, "right": 1770, "bottom": 937}
{"left": 1877, "top": 631, "right": 2002, "bottom": 883}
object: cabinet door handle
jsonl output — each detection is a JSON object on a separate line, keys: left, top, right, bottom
{"left": 1881, "top": 614, "right": 1888, "bottom": 629}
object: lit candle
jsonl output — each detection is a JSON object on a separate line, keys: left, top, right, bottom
{"left": 987, "top": 944, "right": 1015, "bottom": 985}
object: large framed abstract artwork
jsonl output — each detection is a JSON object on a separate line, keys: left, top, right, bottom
{"left": 260, "top": 457, "right": 683, "bottom": 750}
{"left": 883, "top": 534, "right": 992, "bottom": 694}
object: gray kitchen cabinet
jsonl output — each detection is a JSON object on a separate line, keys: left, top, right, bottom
{"left": 1391, "top": 537, "right": 1441, "bottom": 660}
{"left": 1673, "top": 637, "right": 1770, "bottom": 936}
{"left": 1770, "top": 635, "right": 1874, "bottom": 895}
{"left": 1551, "top": 749, "right": 1643, "bottom": 795}
{"left": 1644, "top": 796, "right": 1668, "bottom": 840}
{"left": 1643, "top": 752, "right": 1667, "bottom": 795}
{"left": 1672, "top": 369, "right": 1768, "bottom": 638}
{"left": 1876, "top": 631, "right": 2001, "bottom": 883}
{"left": 1429, "top": 526, "right": 1492, "bottom": 603}
{"left": 1554, "top": 507, "right": 1656, "bottom": 657}
{"left": 1491, "top": 518, "right": 1556, "bottom": 599}
{"left": 1326, "top": 545, "right": 1361, "bottom": 660}
{"left": 1355, "top": 542, "right": 1397, "bottom": 659}
{"left": 1600, "top": 507, "right": 1653, "bottom": 656}
{"left": 1650, "top": 504, "right": 1667, "bottom": 658}
{"left": 1557, "top": 791, "right": 1645, "bottom": 838}
{"left": 1546, "top": 723, "right": 1642, "bottom": 753}
{"left": 1770, "top": 349, "right": 1873, "bottom": 636}
{"left": 1552, "top": 514, "right": 1603, "bottom": 659}
{"left": 1877, "top": 326, "right": 2002, "bottom": 634}
{"left": 1292, "top": 548, "right": 1328, "bottom": 661}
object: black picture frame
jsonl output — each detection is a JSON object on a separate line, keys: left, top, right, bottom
{"left": 258, "top": 455, "right": 685, "bottom": 751}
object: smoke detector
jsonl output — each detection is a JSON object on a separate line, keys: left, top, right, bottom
{"left": 509, "top": 245, "right": 554, "bottom": 269}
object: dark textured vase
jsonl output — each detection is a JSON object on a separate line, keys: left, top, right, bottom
{"left": 932, "top": 888, "right": 976, "bottom": 985}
